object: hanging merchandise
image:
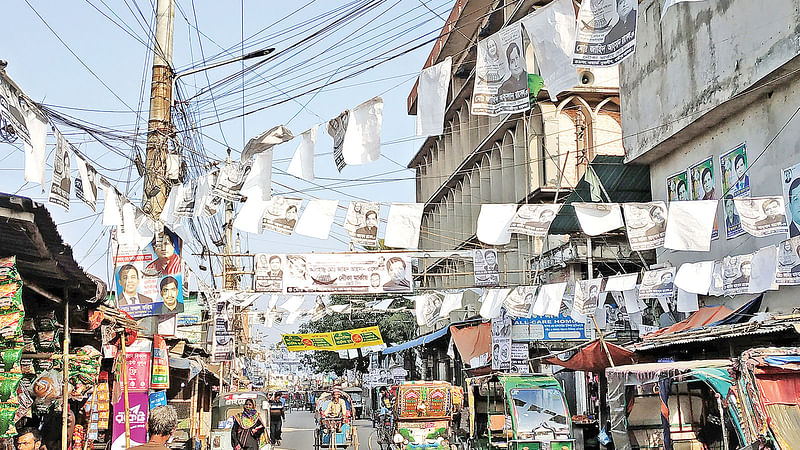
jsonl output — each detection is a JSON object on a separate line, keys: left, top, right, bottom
{"left": 471, "top": 23, "right": 530, "bottom": 117}
{"left": 344, "top": 201, "right": 380, "bottom": 247}
{"left": 75, "top": 156, "right": 98, "bottom": 212}
{"left": 416, "top": 56, "right": 453, "bottom": 136}
{"left": 295, "top": 199, "right": 338, "bottom": 240}
{"left": 0, "top": 257, "right": 24, "bottom": 438}
{"left": 573, "top": 0, "right": 638, "bottom": 67}
{"left": 48, "top": 130, "right": 71, "bottom": 211}
{"left": 519, "top": 0, "right": 578, "bottom": 101}
{"left": 342, "top": 96, "right": 383, "bottom": 166}
{"left": 287, "top": 125, "right": 319, "bottom": 181}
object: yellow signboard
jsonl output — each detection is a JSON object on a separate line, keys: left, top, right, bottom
{"left": 282, "top": 326, "right": 384, "bottom": 352}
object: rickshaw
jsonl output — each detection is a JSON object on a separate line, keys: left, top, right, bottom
{"left": 344, "top": 386, "right": 365, "bottom": 419}
{"left": 465, "top": 374, "right": 574, "bottom": 450}
{"left": 371, "top": 385, "right": 399, "bottom": 427}
{"left": 314, "top": 389, "right": 359, "bottom": 449}
{"left": 209, "top": 391, "right": 270, "bottom": 450}
{"left": 391, "top": 381, "right": 463, "bottom": 450}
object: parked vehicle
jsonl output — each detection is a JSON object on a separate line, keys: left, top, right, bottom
{"left": 392, "top": 380, "right": 463, "bottom": 450}
{"left": 209, "top": 391, "right": 270, "bottom": 450}
{"left": 465, "top": 374, "right": 573, "bottom": 450}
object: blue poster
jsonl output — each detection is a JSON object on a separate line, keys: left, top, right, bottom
{"left": 512, "top": 315, "right": 589, "bottom": 341}
{"left": 149, "top": 390, "right": 167, "bottom": 409}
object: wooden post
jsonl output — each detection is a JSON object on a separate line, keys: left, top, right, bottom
{"left": 119, "top": 332, "right": 132, "bottom": 449}
{"left": 61, "top": 300, "right": 70, "bottom": 450}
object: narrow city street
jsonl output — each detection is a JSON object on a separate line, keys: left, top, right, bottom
{"left": 273, "top": 410, "right": 380, "bottom": 450}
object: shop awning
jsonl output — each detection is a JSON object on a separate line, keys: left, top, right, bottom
{"left": 449, "top": 322, "right": 491, "bottom": 364}
{"left": 382, "top": 325, "right": 450, "bottom": 355}
{"left": 545, "top": 340, "right": 636, "bottom": 372}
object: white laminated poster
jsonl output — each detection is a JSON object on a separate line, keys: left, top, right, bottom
{"left": 240, "top": 150, "right": 273, "bottom": 202}
{"left": 23, "top": 107, "right": 48, "bottom": 187}
{"left": 476, "top": 204, "right": 518, "bottom": 245}
{"left": 254, "top": 253, "right": 285, "bottom": 292}
{"left": 574, "top": 278, "right": 603, "bottom": 316}
{"left": 639, "top": 268, "right": 676, "bottom": 299}
{"left": 664, "top": 200, "right": 718, "bottom": 251}
{"left": 776, "top": 237, "right": 800, "bottom": 285}
{"left": 384, "top": 203, "right": 425, "bottom": 249}
{"left": 295, "top": 199, "right": 338, "bottom": 240}
{"left": 279, "top": 295, "right": 305, "bottom": 313}
{"left": 573, "top": 0, "right": 638, "bottom": 67}
{"left": 604, "top": 273, "right": 638, "bottom": 292}
{"left": 708, "top": 260, "right": 726, "bottom": 296}
{"left": 193, "top": 173, "right": 214, "bottom": 218}
{"left": 173, "top": 180, "right": 196, "bottom": 218}
{"left": 722, "top": 253, "right": 754, "bottom": 296}
{"left": 749, "top": 245, "right": 778, "bottom": 294}
{"left": 532, "top": 282, "right": 566, "bottom": 316}
{"left": 75, "top": 156, "right": 98, "bottom": 212}
{"left": 283, "top": 252, "right": 412, "bottom": 294}
{"left": 573, "top": 202, "right": 624, "bottom": 236}
{"left": 342, "top": 96, "right": 383, "bottom": 165}
{"left": 674, "top": 261, "right": 714, "bottom": 295}
{"left": 414, "top": 293, "right": 442, "bottom": 327}
{"left": 417, "top": 57, "right": 453, "bottom": 136}
{"left": 233, "top": 197, "right": 269, "bottom": 234}
{"left": 159, "top": 185, "right": 181, "bottom": 226}
{"left": 491, "top": 309, "right": 512, "bottom": 371}
{"left": 48, "top": 131, "right": 71, "bottom": 211}
{"left": 212, "top": 299, "right": 234, "bottom": 362}
{"left": 0, "top": 72, "right": 33, "bottom": 148}
{"left": 473, "top": 249, "right": 500, "bottom": 287}
{"left": 510, "top": 343, "right": 531, "bottom": 374}
{"left": 507, "top": 204, "right": 562, "bottom": 237}
{"left": 676, "top": 288, "right": 699, "bottom": 313}
{"left": 661, "top": 0, "right": 707, "bottom": 20}
{"left": 261, "top": 196, "right": 303, "bottom": 236}
{"left": 622, "top": 287, "right": 641, "bottom": 314}
{"left": 287, "top": 125, "right": 318, "bottom": 181}
{"left": 344, "top": 201, "right": 380, "bottom": 246}
{"left": 212, "top": 160, "right": 252, "bottom": 202}
{"left": 327, "top": 110, "right": 349, "bottom": 172}
{"left": 504, "top": 286, "right": 537, "bottom": 318}
{"left": 439, "top": 292, "right": 463, "bottom": 319}
{"left": 471, "top": 23, "right": 530, "bottom": 117}
{"left": 480, "top": 288, "right": 511, "bottom": 320}
{"left": 519, "top": 0, "right": 578, "bottom": 101}
{"left": 101, "top": 181, "right": 122, "bottom": 227}
{"left": 781, "top": 161, "right": 800, "bottom": 238}
{"left": 735, "top": 196, "right": 788, "bottom": 238}
{"left": 240, "top": 124, "right": 293, "bottom": 162}
{"left": 622, "top": 202, "right": 667, "bottom": 250}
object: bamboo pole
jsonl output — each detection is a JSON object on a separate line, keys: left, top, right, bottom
{"left": 61, "top": 300, "right": 70, "bottom": 450}
{"left": 119, "top": 332, "right": 132, "bottom": 449}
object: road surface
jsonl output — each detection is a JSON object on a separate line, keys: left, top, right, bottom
{"left": 273, "top": 410, "right": 384, "bottom": 450}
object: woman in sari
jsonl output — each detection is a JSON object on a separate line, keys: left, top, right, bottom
{"left": 231, "top": 399, "right": 268, "bottom": 450}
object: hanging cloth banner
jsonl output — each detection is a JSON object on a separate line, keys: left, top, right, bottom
{"left": 471, "top": 23, "right": 530, "bottom": 117}
{"left": 519, "top": 0, "right": 579, "bottom": 101}
{"left": 573, "top": 0, "right": 638, "bottom": 67}
{"left": 295, "top": 199, "right": 339, "bottom": 240}
{"left": 384, "top": 203, "right": 425, "bottom": 249}
{"left": 573, "top": 202, "right": 624, "bottom": 236}
{"left": 282, "top": 326, "right": 384, "bottom": 352}
{"left": 48, "top": 130, "right": 71, "bottom": 211}
{"left": 622, "top": 202, "right": 667, "bottom": 250}
{"left": 342, "top": 96, "right": 383, "bottom": 166}
{"left": 327, "top": 110, "right": 349, "bottom": 172}
{"left": 283, "top": 253, "right": 412, "bottom": 294}
{"left": 344, "top": 201, "right": 380, "bottom": 247}
{"left": 416, "top": 56, "right": 453, "bottom": 136}
{"left": 507, "top": 204, "right": 562, "bottom": 237}
{"left": 75, "top": 155, "right": 98, "bottom": 212}
{"left": 287, "top": 125, "right": 319, "bottom": 181}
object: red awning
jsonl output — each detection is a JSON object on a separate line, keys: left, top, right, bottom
{"left": 643, "top": 305, "right": 733, "bottom": 339}
{"left": 545, "top": 340, "right": 636, "bottom": 372}
{"left": 450, "top": 322, "right": 491, "bottom": 363}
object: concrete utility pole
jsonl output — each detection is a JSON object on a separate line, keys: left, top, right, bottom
{"left": 143, "top": 0, "right": 175, "bottom": 218}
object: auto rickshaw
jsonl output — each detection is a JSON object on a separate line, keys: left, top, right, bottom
{"left": 314, "top": 388, "right": 359, "bottom": 449}
{"left": 465, "top": 374, "right": 574, "bottom": 450}
{"left": 209, "top": 391, "right": 270, "bottom": 450}
{"left": 343, "top": 387, "right": 365, "bottom": 419}
{"left": 391, "top": 380, "right": 463, "bottom": 450}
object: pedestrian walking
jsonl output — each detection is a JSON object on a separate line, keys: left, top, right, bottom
{"left": 268, "top": 393, "right": 286, "bottom": 446}
{"left": 231, "top": 399, "right": 267, "bottom": 450}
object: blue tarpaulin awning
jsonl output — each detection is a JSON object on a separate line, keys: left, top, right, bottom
{"left": 382, "top": 326, "right": 450, "bottom": 355}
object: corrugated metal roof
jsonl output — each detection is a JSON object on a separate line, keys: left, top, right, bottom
{"left": 549, "top": 155, "right": 652, "bottom": 235}
{"left": 631, "top": 320, "right": 798, "bottom": 352}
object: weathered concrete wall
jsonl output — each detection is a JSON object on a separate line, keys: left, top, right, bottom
{"left": 619, "top": 0, "right": 800, "bottom": 163}
{"left": 651, "top": 73, "right": 800, "bottom": 314}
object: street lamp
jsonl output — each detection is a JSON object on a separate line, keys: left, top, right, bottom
{"left": 172, "top": 47, "right": 276, "bottom": 98}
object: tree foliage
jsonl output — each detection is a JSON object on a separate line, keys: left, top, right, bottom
{"left": 299, "top": 296, "right": 415, "bottom": 376}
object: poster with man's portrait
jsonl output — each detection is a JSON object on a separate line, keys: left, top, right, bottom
{"left": 471, "top": 23, "right": 529, "bottom": 117}
{"left": 262, "top": 196, "right": 303, "bottom": 236}
{"left": 689, "top": 156, "right": 718, "bottom": 240}
{"left": 723, "top": 195, "right": 745, "bottom": 240}
{"left": 473, "top": 249, "right": 500, "bottom": 287}
{"left": 574, "top": 278, "right": 603, "bottom": 316}
{"left": 173, "top": 180, "right": 196, "bottom": 218}
{"left": 782, "top": 161, "right": 800, "bottom": 238}
{"left": 254, "top": 253, "right": 285, "bottom": 292}
{"left": 491, "top": 309, "right": 512, "bottom": 371}
{"left": 776, "top": 237, "right": 800, "bottom": 286}
{"left": 639, "top": 267, "right": 676, "bottom": 299}
{"left": 622, "top": 202, "right": 667, "bottom": 250}
{"left": 666, "top": 170, "right": 689, "bottom": 202}
{"left": 344, "top": 201, "right": 380, "bottom": 246}
{"left": 0, "top": 72, "right": 31, "bottom": 145}
{"left": 327, "top": 110, "right": 349, "bottom": 172}
{"left": 212, "top": 160, "right": 251, "bottom": 202}
{"left": 114, "top": 227, "right": 184, "bottom": 317}
{"left": 722, "top": 253, "right": 753, "bottom": 296}
{"left": 507, "top": 204, "right": 562, "bottom": 237}
{"left": 503, "top": 286, "right": 537, "bottom": 318}
{"left": 720, "top": 143, "right": 750, "bottom": 197}
{"left": 573, "top": 0, "right": 638, "bottom": 66}
{"left": 75, "top": 156, "right": 98, "bottom": 212}
{"left": 212, "top": 299, "right": 234, "bottom": 362}
{"left": 734, "top": 197, "right": 788, "bottom": 237}
{"left": 48, "top": 131, "right": 71, "bottom": 211}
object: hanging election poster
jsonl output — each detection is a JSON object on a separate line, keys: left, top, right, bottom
{"left": 0, "top": 72, "right": 31, "bottom": 145}
{"left": 776, "top": 237, "right": 800, "bottom": 286}
{"left": 507, "top": 204, "right": 562, "bottom": 237}
{"left": 48, "top": 131, "right": 71, "bottom": 211}
{"left": 212, "top": 298, "right": 234, "bottom": 362}
{"left": 328, "top": 110, "right": 349, "bottom": 172}
{"left": 503, "top": 286, "right": 536, "bottom": 318}
{"left": 622, "top": 202, "right": 667, "bottom": 250}
{"left": 782, "top": 161, "right": 800, "bottom": 238}
{"left": 114, "top": 228, "right": 183, "bottom": 317}
{"left": 723, "top": 194, "right": 744, "bottom": 239}
{"left": 491, "top": 309, "right": 512, "bottom": 371}
{"left": 173, "top": 179, "right": 196, "bottom": 218}
{"left": 254, "top": 253, "right": 284, "bottom": 292}
{"left": 639, "top": 267, "right": 676, "bottom": 299}
{"left": 471, "top": 23, "right": 530, "bottom": 117}
{"left": 688, "top": 156, "right": 718, "bottom": 240}
{"left": 666, "top": 170, "right": 689, "bottom": 202}
{"left": 473, "top": 249, "right": 500, "bottom": 287}
{"left": 510, "top": 342, "right": 530, "bottom": 373}
{"left": 720, "top": 143, "right": 751, "bottom": 197}
{"left": 283, "top": 253, "right": 412, "bottom": 294}
{"left": 282, "top": 326, "right": 384, "bottom": 352}
{"left": 574, "top": 278, "right": 603, "bottom": 315}
{"left": 722, "top": 253, "right": 753, "bottom": 296}
{"left": 212, "top": 160, "right": 251, "bottom": 201}
{"left": 176, "top": 293, "right": 203, "bottom": 343}
{"left": 573, "top": 0, "right": 638, "bottom": 66}
{"left": 734, "top": 196, "right": 788, "bottom": 238}
{"left": 261, "top": 196, "right": 303, "bottom": 236}
{"left": 75, "top": 156, "right": 98, "bottom": 212}
{"left": 344, "top": 201, "right": 380, "bottom": 246}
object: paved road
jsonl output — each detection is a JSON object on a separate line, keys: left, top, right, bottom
{"left": 273, "top": 410, "right": 384, "bottom": 450}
